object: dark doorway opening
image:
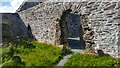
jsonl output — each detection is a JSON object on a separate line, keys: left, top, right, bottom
{"left": 59, "top": 9, "right": 86, "bottom": 51}
{"left": 66, "top": 13, "right": 85, "bottom": 50}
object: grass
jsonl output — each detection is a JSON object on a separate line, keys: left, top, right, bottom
{"left": 64, "top": 52, "right": 120, "bottom": 68}
{"left": 1, "top": 40, "right": 64, "bottom": 67}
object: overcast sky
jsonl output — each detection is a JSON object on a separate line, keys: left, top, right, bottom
{"left": 0, "top": 0, "right": 24, "bottom": 13}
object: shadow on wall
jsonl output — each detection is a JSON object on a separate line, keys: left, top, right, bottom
{"left": 18, "top": 2, "right": 39, "bottom": 12}
{"left": 27, "top": 24, "right": 36, "bottom": 39}
{"left": 2, "top": 13, "right": 35, "bottom": 44}
{"left": 59, "top": 9, "right": 72, "bottom": 44}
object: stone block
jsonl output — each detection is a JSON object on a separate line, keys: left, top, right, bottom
{"left": 104, "top": 4, "right": 116, "bottom": 10}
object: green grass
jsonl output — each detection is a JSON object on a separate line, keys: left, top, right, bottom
{"left": 64, "top": 52, "right": 120, "bottom": 68}
{"left": 1, "top": 41, "right": 64, "bottom": 67}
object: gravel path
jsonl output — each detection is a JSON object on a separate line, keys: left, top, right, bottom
{"left": 55, "top": 50, "right": 83, "bottom": 67}
{"left": 57, "top": 54, "right": 72, "bottom": 66}
{"left": 55, "top": 37, "right": 85, "bottom": 67}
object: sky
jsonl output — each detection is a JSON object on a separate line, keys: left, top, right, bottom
{"left": 0, "top": 0, "right": 24, "bottom": 13}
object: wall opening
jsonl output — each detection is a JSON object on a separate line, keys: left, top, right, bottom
{"left": 66, "top": 13, "right": 86, "bottom": 50}
{"left": 59, "top": 9, "right": 72, "bottom": 44}
{"left": 59, "top": 9, "right": 86, "bottom": 50}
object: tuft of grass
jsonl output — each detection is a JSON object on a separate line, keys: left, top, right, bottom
{"left": 2, "top": 60, "right": 24, "bottom": 66}
{"left": 1, "top": 41, "right": 64, "bottom": 67}
{"left": 64, "top": 52, "right": 120, "bottom": 68}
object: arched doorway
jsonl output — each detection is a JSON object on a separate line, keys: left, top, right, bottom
{"left": 59, "top": 9, "right": 86, "bottom": 50}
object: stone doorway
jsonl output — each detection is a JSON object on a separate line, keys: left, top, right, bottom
{"left": 59, "top": 9, "right": 86, "bottom": 51}
{"left": 66, "top": 13, "right": 85, "bottom": 50}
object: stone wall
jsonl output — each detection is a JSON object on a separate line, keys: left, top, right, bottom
{"left": 85, "top": 2, "right": 120, "bottom": 57}
{"left": 17, "top": 2, "right": 120, "bottom": 57}
{"left": 2, "top": 13, "right": 28, "bottom": 42}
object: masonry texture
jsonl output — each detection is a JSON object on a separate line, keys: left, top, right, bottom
{"left": 2, "top": 13, "right": 28, "bottom": 42}
{"left": 2, "top": 1, "right": 120, "bottom": 57}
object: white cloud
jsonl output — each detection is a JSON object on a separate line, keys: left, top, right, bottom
{"left": 0, "top": 5, "right": 15, "bottom": 13}
{"left": 10, "top": 0, "right": 24, "bottom": 12}
{"left": 0, "top": 0, "right": 24, "bottom": 13}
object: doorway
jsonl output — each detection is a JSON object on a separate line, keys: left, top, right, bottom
{"left": 66, "top": 12, "right": 85, "bottom": 50}
{"left": 59, "top": 9, "right": 85, "bottom": 51}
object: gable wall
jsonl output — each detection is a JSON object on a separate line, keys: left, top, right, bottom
{"left": 18, "top": 1, "right": 120, "bottom": 57}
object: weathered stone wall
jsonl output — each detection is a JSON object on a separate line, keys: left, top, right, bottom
{"left": 18, "top": 2, "right": 120, "bottom": 57}
{"left": 85, "top": 2, "right": 120, "bottom": 57}
{"left": 79, "top": 2, "right": 120, "bottom": 57}
{"left": 2, "top": 13, "right": 28, "bottom": 42}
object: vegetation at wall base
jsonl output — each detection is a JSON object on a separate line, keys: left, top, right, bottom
{"left": 1, "top": 40, "right": 64, "bottom": 67}
{"left": 64, "top": 52, "right": 120, "bottom": 68}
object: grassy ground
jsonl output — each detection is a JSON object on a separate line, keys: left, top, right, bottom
{"left": 64, "top": 52, "right": 120, "bottom": 68}
{"left": 1, "top": 40, "right": 64, "bottom": 67}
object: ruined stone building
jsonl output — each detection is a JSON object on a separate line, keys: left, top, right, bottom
{"left": 2, "top": 1, "right": 120, "bottom": 57}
